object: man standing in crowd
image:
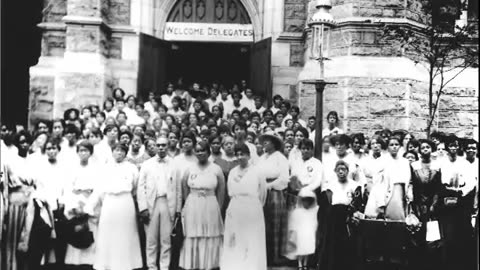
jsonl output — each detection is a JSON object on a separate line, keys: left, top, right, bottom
{"left": 137, "top": 137, "right": 179, "bottom": 270}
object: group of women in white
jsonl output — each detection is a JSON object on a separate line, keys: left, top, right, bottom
{"left": 1, "top": 82, "right": 478, "bottom": 270}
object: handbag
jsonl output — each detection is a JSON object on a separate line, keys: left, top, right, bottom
{"left": 65, "top": 214, "right": 94, "bottom": 249}
{"left": 171, "top": 215, "right": 184, "bottom": 248}
{"left": 405, "top": 202, "right": 421, "bottom": 233}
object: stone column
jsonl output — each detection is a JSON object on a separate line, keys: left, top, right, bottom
{"left": 53, "top": 0, "right": 112, "bottom": 117}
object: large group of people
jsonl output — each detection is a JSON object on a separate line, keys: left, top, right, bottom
{"left": 1, "top": 79, "right": 478, "bottom": 270}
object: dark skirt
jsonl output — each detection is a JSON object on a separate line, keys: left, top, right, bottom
{"left": 437, "top": 190, "right": 476, "bottom": 269}
{"left": 264, "top": 189, "right": 288, "bottom": 266}
{"left": 316, "top": 202, "right": 355, "bottom": 270}
{"left": 4, "top": 203, "right": 26, "bottom": 270}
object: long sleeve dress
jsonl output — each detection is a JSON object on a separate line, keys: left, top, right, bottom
{"left": 88, "top": 160, "right": 142, "bottom": 270}
{"left": 3, "top": 153, "right": 35, "bottom": 270}
{"left": 364, "top": 155, "right": 411, "bottom": 220}
{"left": 315, "top": 180, "right": 363, "bottom": 270}
{"left": 221, "top": 164, "right": 267, "bottom": 270}
{"left": 63, "top": 162, "right": 101, "bottom": 266}
{"left": 256, "top": 150, "right": 290, "bottom": 265}
{"left": 179, "top": 161, "right": 225, "bottom": 270}
{"left": 409, "top": 160, "right": 443, "bottom": 270}
{"left": 437, "top": 157, "right": 476, "bottom": 269}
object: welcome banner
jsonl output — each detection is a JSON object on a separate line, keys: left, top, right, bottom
{"left": 164, "top": 22, "right": 254, "bottom": 42}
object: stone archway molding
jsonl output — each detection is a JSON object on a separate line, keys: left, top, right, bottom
{"left": 155, "top": 0, "right": 262, "bottom": 41}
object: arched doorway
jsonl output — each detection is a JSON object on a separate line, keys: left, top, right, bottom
{"left": 137, "top": 0, "right": 271, "bottom": 106}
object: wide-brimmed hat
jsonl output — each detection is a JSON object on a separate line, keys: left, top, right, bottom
{"left": 259, "top": 130, "right": 283, "bottom": 151}
{"left": 63, "top": 108, "right": 80, "bottom": 121}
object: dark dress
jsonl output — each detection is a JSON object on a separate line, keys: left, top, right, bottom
{"left": 437, "top": 186, "right": 476, "bottom": 269}
{"left": 410, "top": 161, "right": 443, "bottom": 270}
{"left": 315, "top": 186, "right": 363, "bottom": 270}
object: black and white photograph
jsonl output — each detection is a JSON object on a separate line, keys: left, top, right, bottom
{"left": 1, "top": 0, "right": 478, "bottom": 270}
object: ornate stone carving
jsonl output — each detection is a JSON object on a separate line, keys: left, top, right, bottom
{"left": 228, "top": 0, "right": 237, "bottom": 20}
{"left": 215, "top": 0, "right": 224, "bottom": 20}
{"left": 167, "top": 0, "right": 251, "bottom": 24}
{"left": 183, "top": 0, "right": 193, "bottom": 19}
{"left": 197, "top": 0, "right": 206, "bottom": 20}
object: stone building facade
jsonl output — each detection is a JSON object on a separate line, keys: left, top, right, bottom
{"left": 30, "top": 0, "right": 478, "bottom": 138}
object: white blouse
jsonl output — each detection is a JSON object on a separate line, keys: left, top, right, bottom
{"left": 98, "top": 161, "right": 139, "bottom": 195}
{"left": 290, "top": 157, "right": 323, "bottom": 192}
{"left": 439, "top": 157, "right": 475, "bottom": 196}
{"left": 64, "top": 162, "right": 101, "bottom": 219}
{"left": 228, "top": 164, "right": 267, "bottom": 204}
{"left": 256, "top": 151, "right": 289, "bottom": 191}
{"left": 326, "top": 179, "right": 360, "bottom": 206}
{"left": 33, "top": 158, "right": 68, "bottom": 210}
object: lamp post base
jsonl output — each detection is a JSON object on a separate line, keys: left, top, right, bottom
{"left": 301, "top": 79, "right": 337, "bottom": 161}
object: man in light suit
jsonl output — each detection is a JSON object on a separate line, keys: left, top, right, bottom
{"left": 137, "top": 137, "right": 181, "bottom": 270}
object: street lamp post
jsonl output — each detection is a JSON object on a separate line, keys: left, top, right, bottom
{"left": 302, "top": 0, "right": 336, "bottom": 161}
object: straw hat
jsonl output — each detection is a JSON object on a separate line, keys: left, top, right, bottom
{"left": 259, "top": 130, "right": 283, "bottom": 151}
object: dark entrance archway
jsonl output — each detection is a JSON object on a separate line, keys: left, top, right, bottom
{"left": 137, "top": 0, "right": 271, "bottom": 106}
{"left": 166, "top": 41, "right": 250, "bottom": 88}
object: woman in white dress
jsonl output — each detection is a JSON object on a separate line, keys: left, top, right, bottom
{"left": 365, "top": 135, "right": 411, "bottom": 220}
{"left": 179, "top": 141, "right": 225, "bottom": 270}
{"left": 63, "top": 141, "right": 99, "bottom": 267}
{"left": 221, "top": 143, "right": 267, "bottom": 270}
{"left": 87, "top": 143, "right": 142, "bottom": 270}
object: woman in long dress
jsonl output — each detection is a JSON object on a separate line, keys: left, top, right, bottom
{"left": 87, "top": 143, "right": 142, "bottom": 270}
{"left": 364, "top": 135, "right": 411, "bottom": 220}
{"left": 437, "top": 135, "right": 476, "bottom": 269}
{"left": 221, "top": 143, "right": 267, "bottom": 270}
{"left": 3, "top": 131, "right": 35, "bottom": 270}
{"left": 409, "top": 139, "right": 443, "bottom": 270}
{"left": 362, "top": 136, "right": 412, "bottom": 266}
{"left": 63, "top": 141, "right": 100, "bottom": 268}
{"left": 179, "top": 141, "right": 225, "bottom": 270}
{"left": 316, "top": 160, "right": 362, "bottom": 270}
{"left": 257, "top": 131, "right": 290, "bottom": 266}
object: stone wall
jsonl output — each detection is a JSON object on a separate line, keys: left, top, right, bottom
{"left": 55, "top": 73, "right": 110, "bottom": 113}
{"left": 284, "top": 0, "right": 307, "bottom": 32}
{"left": 437, "top": 86, "right": 479, "bottom": 137}
{"left": 29, "top": 0, "right": 139, "bottom": 126}
{"left": 29, "top": 75, "right": 55, "bottom": 124}
{"left": 42, "top": 0, "right": 67, "bottom": 22}
{"left": 107, "top": 0, "right": 131, "bottom": 25}
{"left": 271, "top": 39, "right": 305, "bottom": 105}
{"left": 41, "top": 30, "right": 66, "bottom": 57}
{"left": 298, "top": 76, "right": 479, "bottom": 138}
{"left": 331, "top": 0, "right": 426, "bottom": 23}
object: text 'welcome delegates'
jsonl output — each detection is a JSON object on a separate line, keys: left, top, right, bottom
{"left": 164, "top": 22, "right": 254, "bottom": 42}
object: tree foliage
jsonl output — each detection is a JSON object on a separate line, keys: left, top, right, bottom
{"left": 382, "top": 0, "right": 478, "bottom": 137}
